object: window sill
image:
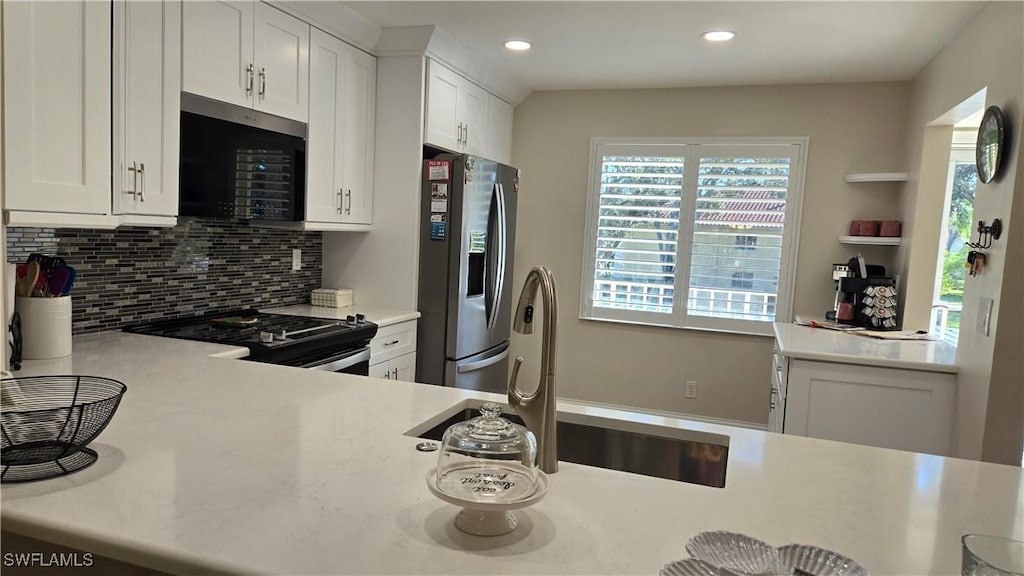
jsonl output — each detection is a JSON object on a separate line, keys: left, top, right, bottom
{"left": 579, "top": 314, "right": 776, "bottom": 338}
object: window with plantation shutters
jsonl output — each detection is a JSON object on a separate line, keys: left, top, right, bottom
{"left": 581, "top": 139, "right": 806, "bottom": 335}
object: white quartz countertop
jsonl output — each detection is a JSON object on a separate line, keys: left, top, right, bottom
{"left": 3, "top": 332, "right": 1019, "bottom": 575}
{"left": 262, "top": 304, "right": 420, "bottom": 328}
{"left": 773, "top": 322, "right": 959, "bottom": 373}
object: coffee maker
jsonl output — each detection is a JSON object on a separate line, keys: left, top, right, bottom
{"left": 829, "top": 254, "right": 899, "bottom": 329}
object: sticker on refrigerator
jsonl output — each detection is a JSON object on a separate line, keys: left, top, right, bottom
{"left": 430, "top": 200, "right": 448, "bottom": 212}
{"left": 430, "top": 215, "right": 447, "bottom": 241}
{"left": 431, "top": 183, "right": 448, "bottom": 199}
{"left": 426, "top": 160, "right": 450, "bottom": 181}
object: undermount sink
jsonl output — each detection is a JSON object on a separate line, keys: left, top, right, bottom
{"left": 407, "top": 401, "right": 728, "bottom": 488}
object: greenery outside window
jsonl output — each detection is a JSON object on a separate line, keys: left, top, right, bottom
{"left": 932, "top": 139, "right": 978, "bottom": 345}
{"left": 579, "top": 138, "right": 807, "bottom": 336}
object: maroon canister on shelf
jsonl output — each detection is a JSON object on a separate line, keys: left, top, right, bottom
{"left": 862, "top": 220, "right": 881, "bottom": 236}
{"left": 880, "top": 220, "right": 902, "bottom": 237}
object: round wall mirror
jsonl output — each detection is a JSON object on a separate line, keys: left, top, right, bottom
{"left": 976, "top": 106, "right": 1006, "bottom": 184}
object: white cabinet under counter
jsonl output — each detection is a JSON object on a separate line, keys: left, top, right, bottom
{"left": 772, "top": 323, "right": 957, "bottom": 456}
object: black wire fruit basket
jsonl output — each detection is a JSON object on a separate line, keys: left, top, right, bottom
{"left": 1, "top": 376, "right": 127, "bottom": 483}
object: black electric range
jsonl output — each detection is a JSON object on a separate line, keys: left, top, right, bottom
{"left": 124, "top": 310, "right": 378, "bottom": 372}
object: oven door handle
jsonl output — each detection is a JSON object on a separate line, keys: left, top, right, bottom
{"left": 301, "top": 347, "right": 371, "bottom": 371}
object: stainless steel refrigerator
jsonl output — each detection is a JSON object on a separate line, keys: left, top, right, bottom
{"left": 416, "top": 154, "right": 518, "bottom": 393}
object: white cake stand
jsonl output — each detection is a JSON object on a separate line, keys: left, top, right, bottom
{"left": 425, "top": 467, "right": 550, "bottom": 536}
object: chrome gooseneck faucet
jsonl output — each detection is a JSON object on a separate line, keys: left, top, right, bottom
{"left": 508, "top": 265, "right": 558, "bottom": 474}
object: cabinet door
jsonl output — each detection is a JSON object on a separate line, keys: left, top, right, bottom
{"left": 391, "top": 352, "right": 416, "bottom": 382}
{"left": 369, "top": 361, "right": 391, "bottom": 379}
{"left": 459, "top": 80, "right": 488, "bottom": 157}
{"left": 485, "top": 94, "right": 513, "bottom": 164}
{"left": 424, "top": 60, "right": 461, "bottom": 152}
{"left": 785, "top": 360, "right": 955, "bottom": 455}
{"left": 114, "top": 0, "right": 181, "bottom": 217}
{"left": 182, "top": 0, "right": 253, "bottom": 108}
{"left": 253, "top": 3, "right": 309, "bottom": 122}
{"left": 4, "top": 0, "right": 112, "bottom": 215}
{"left": 306, "top": 29, "right": 345, "bottom": 223}
{"left": 338, "top": 44, "right": 376, "bottom": 224}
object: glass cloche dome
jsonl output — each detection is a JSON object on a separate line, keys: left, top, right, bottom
{"left": 435, "top": 402, "right": 539, "bottom": 503}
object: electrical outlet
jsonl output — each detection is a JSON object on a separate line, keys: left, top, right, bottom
{"left": 685, "top": 380, "right": 697, "bottom": 399}
{"left": 291, "top": 249, "right": 302, "bottom": 271}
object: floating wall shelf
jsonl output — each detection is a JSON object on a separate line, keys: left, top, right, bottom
{"left": 838, "top": 236, "right": 903, "bottom": 246}
{"left": 844, "top": 172, "right": 909, "bottom": 183}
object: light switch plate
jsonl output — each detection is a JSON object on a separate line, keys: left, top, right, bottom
{"left": 292, "top": 249, "right": 302, "bottom": 271}
{"left": 977, "top": 297, "right": 993, "bottom": 336}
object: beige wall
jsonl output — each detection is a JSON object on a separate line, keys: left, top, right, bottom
{"left": 509, "top": 82, "right": 910, "bottom": 424}
{"left": 898, "top": 2, "right": 1023, "bottom": 463}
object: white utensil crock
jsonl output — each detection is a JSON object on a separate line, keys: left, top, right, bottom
{"left": 15, "top": 296, "right": 72, "bottom": 360}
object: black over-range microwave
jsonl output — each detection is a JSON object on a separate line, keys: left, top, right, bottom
{"left": 179, "top": 93, "right": 306, "bottom": 221}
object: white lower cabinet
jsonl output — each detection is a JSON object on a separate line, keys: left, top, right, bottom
{"left": 114, "top": 0, "right": 181, "bottom": 223}
{"left": 3, "top": 0, "right": 113, "bottom": 218}
{"left": 371, "top": 352, "right": 416, "bottom": 382}
{"left": 369, "top": 320, "right": 418, "bottom": 382}
{"left": 782, "top": 358, "right": 956, "bottom": 456}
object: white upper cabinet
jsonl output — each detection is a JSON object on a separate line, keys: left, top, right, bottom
{"left": 485, "top": 95, "right": 514, "bottom": 165}
{"left": 424, "top": 59, "right": 514, "bottom": 162}
{"left": 254, "top": 2, "right": 309, "bottom": 122}
{"left": 114, "top": 0, "right": 181, "bottom": 220}
{"left": 338, "top": 43, "right": 376, "bottom": 224}
{"left": 459, "top": 80, "right": 487, "bottom": 157}
{"left": 425, "top": 61, "right": 461, "bottom": 152}
{"left": 3, "top": 0, "right": 112, "bottom": 215}
{"left": 182, "top": 1, "right": 308, "bottom": 122}
{"left": 306, "top": 28, "right": 376, "bottom": 227}
{"left": 182, "top": 1, "right": 253, "bottom": 109}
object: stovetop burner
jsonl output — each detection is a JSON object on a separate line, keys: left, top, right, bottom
{"left": 124, "top": 309, "right": 377, "bottom": 363}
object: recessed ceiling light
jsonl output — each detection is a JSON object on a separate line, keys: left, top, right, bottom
{"left": 701, "top": 30, "right": 736, "bottom": 42}
{"left": 504, "top": 40, "right": 532, "bottom": 52}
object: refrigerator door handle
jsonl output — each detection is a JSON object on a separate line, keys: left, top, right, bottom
{"left": 457, "top": 347, "right": 510, "bottom": 373}
{"left": 491, "top": 182, "right": 507, "bottom": 331}
{"left": 484, "top": 182, "right": 499, "bottom": 330}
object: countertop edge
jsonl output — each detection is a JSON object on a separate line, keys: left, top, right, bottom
{"left": 775, "top": 348, "right": 959, "bottom": 374}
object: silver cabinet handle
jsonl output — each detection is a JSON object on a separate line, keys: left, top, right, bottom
{"left": 383, "top": 369, "right": 390, "bottom": 380}
{"left": 246, "top": 63, "right": 254, "bottom": 96}
{"left": 138, "top": 162, "right": 145, "bottom": 202}
{"left": 383, "top": 339, "right": 400, "bottom": 346}
{"left": 337, "top": 189, "right": 343, "bottom": 214}
{"left": 345, "top": 189, "right": 352, "bottom": 215}
{"left": 127, "top": 161, "right": 139, "bottom": 195}
{"left": 259, "top": 67, "right": 266, "bottom": 99}
{"left": 463, "top": 124, "right": 469, "bottom": 147}
{"left": 457, "top": 122, "right": 464, "bottom": 147}
{"left": 392, "top": 367, "right": 398, "bottom": 380}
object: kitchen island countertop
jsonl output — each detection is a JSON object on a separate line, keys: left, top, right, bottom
{"left": 773, "top": 322, "right": 958, "bottom": 373}
{"left": 2, "top": 331, "right": 1018, "bottom": 575}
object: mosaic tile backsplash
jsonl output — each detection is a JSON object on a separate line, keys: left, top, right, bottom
{"left": 7, "top": 219, "right": 322, "bottom": 334}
